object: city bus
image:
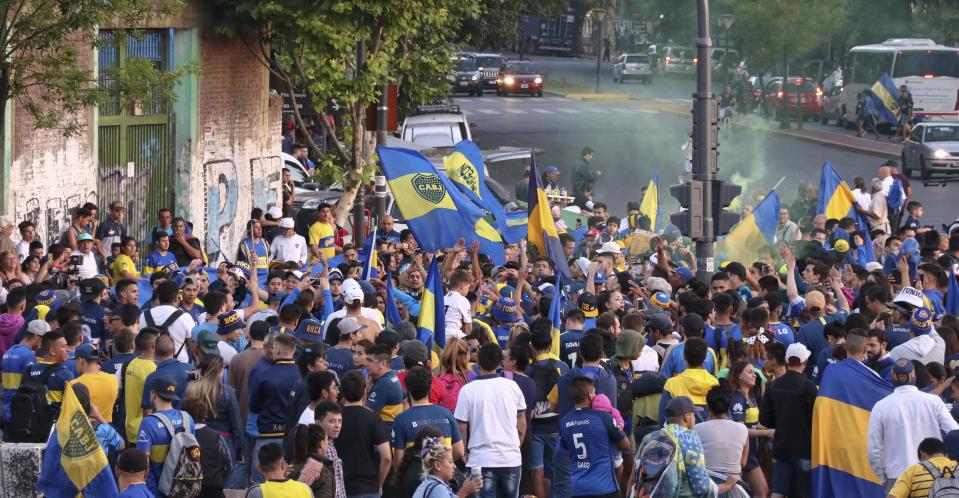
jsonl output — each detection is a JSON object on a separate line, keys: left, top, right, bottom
{"left": 841, "top": 38, "right": 959, "bottom": 124}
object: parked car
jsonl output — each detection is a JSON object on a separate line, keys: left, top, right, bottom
{"left": 819, "top": 85, "right": 846, "bottom": 126}
{"left": 902, "top": 122, "right": 959, "bottom": 181}
{"left": 613, "top": 53, "right": 653, "bottom": 83}
{"left": 472, "top": 53, "right": 505, "bottom": 91}
{"left": 763, "top": 77, "right": 822, "bottom": 119}
{"left": 399, "top": 104, "right": 475, "bottom": 148}
{"left": 496, "top": 60, "right": 544, "bottom": 97}
{"left": 658, "top": 46, "right": 695, "bottom": 75}
{"left": 449, "top": 56, "right": 483, "bottom": 97}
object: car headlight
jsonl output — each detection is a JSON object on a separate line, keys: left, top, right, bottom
{"left": 471, "top": 73, "right": 480, "bottom": 81}
{"left": 504, "top": 76, "right": 514, "bottom": 85}
{"left": 934, "top": 149, "right": 949, "bottom": 159}
{"left": 534, "top": 77, "right": 542, "bottom": 84}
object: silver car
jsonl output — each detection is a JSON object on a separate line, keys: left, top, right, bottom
{"left": 902, "top": 122, "right": 959, "bottom": 180}
{"left": 613, "top": 53, "right": 653, "bottom": 83}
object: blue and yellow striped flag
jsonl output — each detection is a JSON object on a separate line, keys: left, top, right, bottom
{"left": 639, "top": 167, "right": 660, "bottom": 231}
{"left": 548, "top": 272, "right": 563, "bottom": 357}
{"left": 817, "top": 162, "right": 877, "bottom": 261}
{"left": 384, "top": 272, "right": 403, "bottom": 328}
{"left": 528, "top": 149, "right": 571, "bottom": 280}
{"left": 37, "top": 383, "right": 119, "bottom": 498}
{"left": 813, "top": 359, "right": 893, "bottom": 497}
{"left": 716, "top": 189, "right": 780, "bottom": 264}
{"left": 869, "top": 73, "right": 901, "bottom": 125}
{"left": 417, "top": 258, "right": 446, "bottom": 352}
{"left": 446, "top": 140, "right": 521, "bottom": 244}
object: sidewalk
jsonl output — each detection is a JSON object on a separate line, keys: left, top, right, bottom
{"left": 736, "top": 115, "right": 902, "bottom": 160}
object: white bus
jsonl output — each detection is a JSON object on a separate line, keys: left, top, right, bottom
{"left": 840, "top": 38, "right": 959, "bottom": 124}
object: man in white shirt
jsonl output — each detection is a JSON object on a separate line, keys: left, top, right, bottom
{"left": 455, "top": 343, "right": 526, "bottom": 497}
{"left": 868, "top": 357, "right": 958, "bottom": 492}
{"left": 890, "top": 307, "right": 945, "bottom": 366}
{"left": 15, "top": 221, "right": 36, "bottom": 262}
{"left": 444, "top": 270, "right": 473, "bottom": 343}
{"left": 140, "top": 280, "right": 197, "bottom": 363}
{"left": 866, "top": 178, "right": 890, "bottom": 235}
{"left": 71, "top": 233, "right": 99, "bottom": 279}
{"left": 270, "top": 218, "right": 308, "bottom": 265}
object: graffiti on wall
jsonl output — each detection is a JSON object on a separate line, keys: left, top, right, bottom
{"left": 14, "top": 191, "right": 99, "bottom": 247}
{"left": 97, "top": 167, "right": 153, "bottom": 244}
{"left": 203, "top": 155, "right": 281, "bottom": 263}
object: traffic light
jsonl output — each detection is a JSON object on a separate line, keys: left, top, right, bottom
{"left": 713, "top": 180, "right": 742, "bottom": 236}
{"left": 670, "top": 180, "right": 704, "bottom": 239}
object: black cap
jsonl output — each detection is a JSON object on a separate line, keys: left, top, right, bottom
{"left": 152, "top": 376, "right": 179, "bottom": 401}
{"left": 664, "top": 396, "right": 703, "bottom": 418}
{"left": 116, "top": 448, "right": 150, "bottom": 474}
{"left": 79, "top": 278, "right": 105, "bottom": 299}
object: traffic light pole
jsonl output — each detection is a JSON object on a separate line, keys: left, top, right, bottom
{"left": 693, "top": 0, "right": 717, "bottom": 281}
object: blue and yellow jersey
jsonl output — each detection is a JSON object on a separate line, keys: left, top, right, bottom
{"left": 247, "top": 479, "right": 314, "bottom": 498}
{"left": 2, "top": 343, "right": 35, "bottom": 421}
{"left": 24, "top": 360, "right": 74, "bottom": 420}
{"left": 367, "top": 370, "right": 404, "bottom": 424}
{"left": 137, "top": 409, "right": 194, "bottom": 495}
{"left": 124, "top": 357, "right": 157, "bottom": 443}
{"left": 244, "top": 238, "right": 271, "bottom": 271}
{"left": 111, "top": 253, "right": 140, "bottom": 281}
{"left": 144, "top": 250, "right": 178, "bottom": 275}
{"left": 391, "top": 404, "right": 462, "bottom": 449}
{"left": 308, "top": 221, "right": 336, "bottom": 259}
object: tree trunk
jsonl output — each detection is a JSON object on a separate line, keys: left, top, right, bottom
{"left": 333, "top": 105, "right": 367, "bottom": 229}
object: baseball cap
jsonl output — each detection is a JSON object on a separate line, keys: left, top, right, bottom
{"left": 593, "top": 269, "right": 607, "bottom": 285}
{"left": 152, "top": 376, "right": 180, "bottom": 401}
{"left": 195, "top": 329, "right": 220, "bottom": 355}
{"left": 910, "top": 307, "right": 934, "bottom": 336}
{"left": 865, "top": 261, "right": 883, "bottom": 272}
{"left": 596, "top": 241, "right": 622, "bottom": 255}
{"left": 578, "top": 293, "right": 599, "bottom": 318}
{"left": 645, "top": 313, "right": 672, "bottom": 332}
{"left": 338, "top": 317, "right": 368, "bottom": 336}
{"left": 77, "top": 232, "right": 93, "bottom": 242}
{"left": 651, "top": 291, "right": 671, "bottom": 309}
{"left": 279, "top": 218, "right": 295, "bottom": 229}
{"left": 574, "top": 257, "right": 591, "bottom": 276}
{"left": 492, "top": 297, "right": 520, "bottom": 323}
{"left": 328, "top": 269, "right": 344, "bottom": 283}
{"left": 892, "top": 357, "right": 915, "bottom": 379}
{"left": 804, "top": 290, "right": 826, "bottom": 311}
{"left": 674, "top": 263, "right": 694, "bottom": 283}
{"left": 664, "top": 396, "right": 703, "bottom": 418}
{"left": 400, "top": 340, "right": 429, "bottom": 367}
{"left": 116, "top": 448, "right": 150, "bottom": 474}
{"left": 889, "top": 287, "right": 925, "bottom": 311}
{"left": 833, "top": 239, "right": 850, "bottom": 253}
{"left": 80, "top": 278, "right": 106, "bottom": 299}
{"left": 295, "top": 318, "right": 325, "bottom": 344}
{"left": 545, "top": 166, "right": 560, "bottom": 174}
{"left": 785, "top": 343, "right": 812, "bottom": 365}
{"left": 231, "top": 261, "right": 253, "bottom": 281}
{"left": 26, "top": 319, "right": 51, "bottom": 336}
{"left": 266, "top": 206, "right": 283, "bottom": 220}
{"left": 218, "top": 310, "right": 245, "bottom": 336}
{"left": 34, "top": 289, "right": 62, "bottom": 310}
{"left": 645, "top": 276, "right": 672, "bottom": 296}
{"left": 75, "top": 343, "right": 99, "bottom": 361}
{"left": 342, "top": 279, "right": 364, "bottom": 303}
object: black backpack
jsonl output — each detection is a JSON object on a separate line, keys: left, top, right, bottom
{"left": 529, "top": 359, "right": 561, "bottom": 423}
{"left": 144, "top": 309, "right": 187, "bottom": 358}
{"left": 604, "top": 360, "right": 634, "bottom": 429}
{"left": 7, "top": 363, "right": 63, "bottom": 442}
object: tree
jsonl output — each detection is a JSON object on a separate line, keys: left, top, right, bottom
{"left": 913, "top": 0, "right": 959, "bottom": 46}
{"left": 0, "top": 0, "right": 187, "bottom": 200}
{"left": 214, "top": 0, "right": 481, "bottom": 226}
{"left": 460, "top": 0, "right": 568, "bottom": 50}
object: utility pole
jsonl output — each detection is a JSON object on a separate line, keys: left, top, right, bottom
{"left": 593, "top": 9, "right": 607, "bottom": 93}
{"left": 691, "top": 0, "right": 717, "bottom": 281}
{"left": 353, "top": 39, "right": 367, "bottom": 246}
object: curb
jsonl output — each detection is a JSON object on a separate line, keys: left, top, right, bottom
{"left": 544, "top": 89, "right": 640, "bottom": 101}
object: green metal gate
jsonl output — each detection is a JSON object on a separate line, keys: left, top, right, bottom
{"left": 97, "top": 30, "right": 173, "bottom": 249}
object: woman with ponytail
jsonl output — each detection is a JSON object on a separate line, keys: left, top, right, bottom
{"left": 728, "top": 360, "right": 774, "bottom": 498}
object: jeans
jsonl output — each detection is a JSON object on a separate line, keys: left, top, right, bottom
{"left": 223, "top": 434, "right": 251, "bottom": 489}
{"left": 549, "top": 448, "right": 570, "bottom": 498}
{"left": 480, "top": 466, "right": 521, "bottom": 498}
{"left": 530, "top": 433, "right": 557, "bottom": 476}
{"left": 251, "top": 437, "right": 282, "bottom": 485}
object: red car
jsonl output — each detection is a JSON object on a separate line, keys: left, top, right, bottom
{"left": 764, "top": 77, "right": 822, "bottom": 119}
{"left": 496, "top": 60, "right": 544, "bottom": 97}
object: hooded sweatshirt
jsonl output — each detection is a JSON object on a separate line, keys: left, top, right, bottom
{"left": 659, "top": 368, "right": 718, "bottom": 424}
{"left": 0, "top": 313, "right": 25, "bottom": 356}
{"left": 890, "top": 327, "right": 945, "bottom": 366}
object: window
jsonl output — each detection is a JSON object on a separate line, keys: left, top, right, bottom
{"left": 923, "top": 126, "right": 959, "bottom": 142}
{"left": 893, "top": 51, "right": 959, "bottom": 78}
{"left": 850, "top": 52, "right": 894, "bottom": 84}
{"left": 624, "top": 55, "right": 649, "bottom": 64}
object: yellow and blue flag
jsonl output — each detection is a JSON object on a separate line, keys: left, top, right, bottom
{"left": 37, "top": 382, "right": 119, "bottom": 498}
{"left": 812, "top": 358, "right": 893, "bottom": 497}
{"left": 384, "top": 272, "right": 403, "bottom": 327}
{"left": 548, "top": 272, "right": 563, "bottom": 357}
{"left": 716, "top": 189, "right": 779, "bottom": 264}
{"left": 639, "top": 167, "right": 660, "bottom": 231}
{"left": 869, "top": 73, "right": 901, "bottom": 124}
{"left": 446, "top": 140, "right": 521, "bottom": 244}
{"left": 528, "top": 149, "right": 571, "bottom": 280}
{"left": 504, "top": 210, "right": 529, "bottom": 245}
{"left": 817, "top": 162, "right": 877, "bottom": 262}
{"left": 417, "top": 257, "right": 446, "bottom": 352}
{"left": 947, "top": 267, "right": 959, "bottom": 317}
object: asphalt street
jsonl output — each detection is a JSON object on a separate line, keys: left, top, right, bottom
{"left": 461, "top": 55, "right": 957, "bottom": 227}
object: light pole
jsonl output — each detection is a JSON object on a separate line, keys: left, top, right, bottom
{"left": 692, "top": 0, "right": 717, "bottom": 281}
{"left": 593, "top": 9, "right": 607, "bottom": 94}
{"left": 719, "top": 13, "right": 734, "bottom": 89}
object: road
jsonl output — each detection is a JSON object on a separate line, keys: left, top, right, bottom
{"left": 460, "top": 55, "right": 957, "bottom": 227}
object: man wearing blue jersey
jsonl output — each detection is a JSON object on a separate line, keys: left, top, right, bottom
{"left": 136, "top": 376, "right": 195, "bottom": 495}
{"left": 558, "top": 376, "right": 629, "bottom": 498}
{"left": 392, "top": 366, "right": 464, "bottom": 468}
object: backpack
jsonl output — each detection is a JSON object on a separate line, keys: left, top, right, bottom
{"left": 529, "top": 359, "right": 561, "bottom": 422}
{"left": 920, "top": 460, "right": 959, "bottom": 498}
{"left": 636, "top": 429, "right": 681, "bottom": 498}
{"left": 604, "top": 361, "right": 634, "bottom": 428}
{"left": 6, "top": 364, "right": 62, "bottom": 443}
{"left": 144, "top": 309, "right": 187, "bottom": 358}
{"left": 152, "top": 411, "right": 203, "bottom": 498}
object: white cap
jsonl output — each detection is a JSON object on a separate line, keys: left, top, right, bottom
{"left": 27, "top": 319, "right": 51, "bottom": 336}
{"left": 338, "top": 317, "right": 367, "bottom": 335}
{"left": 785, "top": 343, "right": 811, "bottom": 364}
{"left": 596, "top": 241, "right": 622, "bottom": 255}
{"left": 266, "top": 207, "right": 283, "bottom": 219}
{"left": 574, "top": 257, "right": 591, "bottom": 276}
{"left": 891, "top": 287, "right": 925, "bottom": 309}
{"left": 865, "top": 261, "right": 883, "bottom": 272}
{"left": 342, "top": 278, "right": 364, "bottom": 303}
{"left": 279, "top": 218, "right": 295, "bottom": 229}
{"left": 645, "top": 276, "right": 671, "bottom": 296}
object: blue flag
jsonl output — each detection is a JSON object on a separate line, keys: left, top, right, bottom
{"left": 948, "top": 267, "right": 959, "bottom": 318}
{"left": 817, "top": 162, "right": 876, "bottom": 262}
{"left": 548, "top": 272, "right": 563, "bottom": 357}
{"left": 384, "top": 272, "right": 403, "bottom": 327}
{"left": 417, "top": 258, "right": 446, "bottom": 352}
{"left": 528, "top": 149, "right": 571, "bottom": 281}
{"left": 446, "top": 140, "right": 521, "bottom": 243}
{"left": 869, "top": 73, "right": 901, "bottom": 125}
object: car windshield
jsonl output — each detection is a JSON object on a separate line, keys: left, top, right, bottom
{"left": 506, "top": 62, "right": 536, "bottom": 74}
{"left": 787, "top": 80, "right": 819, "bottom": 92}
{"left": 454, "top": 58, "right": 476, "bottom": 71}
{"left": 286, "top": 161, "right": 308, "bottom": 183}
{"left": 474, "top": 56, "right": 502, "bottom": 68}
{"left": 924, "top": 126, "right": 959, "bottom": 142}
{"left": 624, "top": 55, "right": 648, "bottom": 64}
{"left": 402, "top": 123, "right": 464, "bottom": 147}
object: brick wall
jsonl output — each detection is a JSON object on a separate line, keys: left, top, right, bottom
{"left": 189, "top": 31, "right": 282, "bottom": 263}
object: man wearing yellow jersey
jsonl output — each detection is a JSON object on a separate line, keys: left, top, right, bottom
{"left": 309, "top": 203, "right": 339, "bottom": 260}
{"left": 245, "top": 442, "right": 313, "bottom": 498}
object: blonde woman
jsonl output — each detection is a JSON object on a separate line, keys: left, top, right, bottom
{"left": 412, "top": 438, "right": 482, "bottom": 498}
{"left": 434, "top": 338, "right": 469, "bottom": 412}
{"left": 185, "top": 355, "right": 246, "bottom": 480}
{"left": 0, "top": 250, "right": 25, "bottom": 286}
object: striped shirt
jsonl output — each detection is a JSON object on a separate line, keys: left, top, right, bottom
{"left": 890, "top": 456, "right": 958, "bottom": 498}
